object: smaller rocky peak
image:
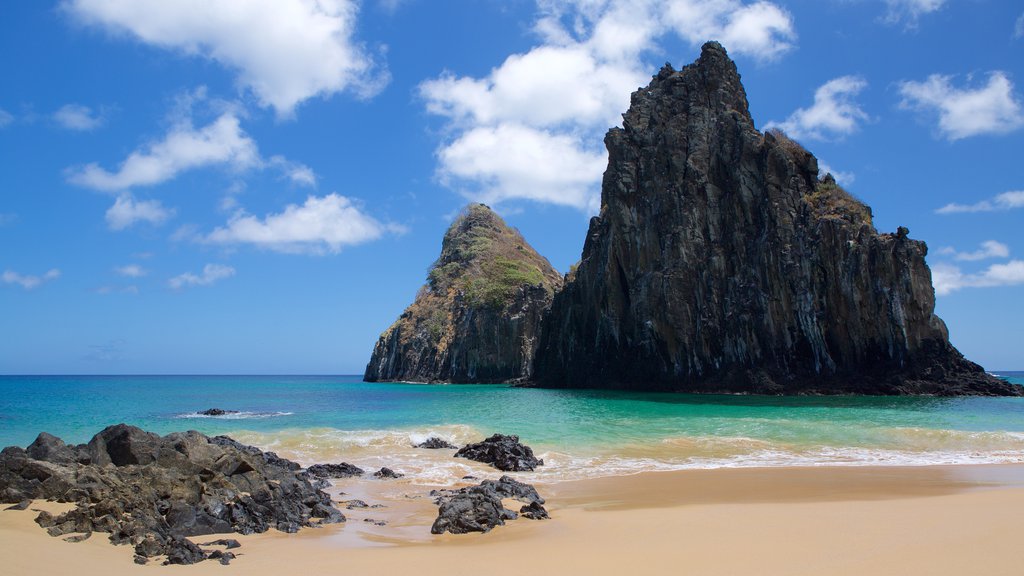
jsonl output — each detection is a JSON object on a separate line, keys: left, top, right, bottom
{"left": 428, "top": 204, "right": 562, "bottom": 309}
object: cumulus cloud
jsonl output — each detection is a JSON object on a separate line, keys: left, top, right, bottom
{"left": 2, "top": 269, "right": 61, "bottom": 290}
{"left": 899, "top": 72, "right": 1024, "bottom": 140}
{"left": 114, "top": 264, "right": 147, "bottom": 277}
{"left": 53, "top": 104, "right": 104, "bottom": 131}
{"left": 105, "top": 194, "right": 174, "bottom": 230}
{"left": 168, "top": 263, "right": 235, "bottom": 289}
{"left": 884, "top": 0, "right": 945, "bottom": 25}
{"left": 766, "top": 76, "right": 869, "bottom": 140}
{"left": 937, "top": 241, "right": 1010, "bottom": 262}
{"left": 204, "top": 193, "right": 403, "bottom": 254}
{"left": 68, "top": 112, "right": 260, "bottom": 192}
{"left": 63, "top": 0, "right": 387, "bottom": 116}
{"left": 0, "top": 108, "right": 13, "bottom": 127}
{"left": 422, "top": 0, "right": 795, "bottom": 212}
{"left": 932, "top": 260, "right": 1024, "bottom": 295}
{"left": 936, "top": 190, "right": 1024, "bottom": 214}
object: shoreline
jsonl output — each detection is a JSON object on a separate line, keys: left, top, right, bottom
{"left": 3, "top": 463, "right": 1024, "bottom": 574}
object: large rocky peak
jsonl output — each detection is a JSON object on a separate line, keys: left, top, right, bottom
{"left": 364, "top": 204, "right": 562, "bottom": 383}
{"left": 531, "top": 42, "right": 1017, "bottom": 395}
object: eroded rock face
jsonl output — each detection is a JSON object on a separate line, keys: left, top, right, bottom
{"left": 532, "top": 42, "right": 1019, "bottom": 396}
{"left": 0, "top": 425, "right": 344, "bottom": 565}
{"left": 364, "top": 204, "right": 562, "bottom": 384}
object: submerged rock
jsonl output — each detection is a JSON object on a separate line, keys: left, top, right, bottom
{"left": 0, "top": 425, "right": 344, "bottom": 565}
{"left": 532, "top": 42, "right": 1020, "bottom": 396}
{"left": 454, "top": 434, "right": 543, "bottom": 472}
{"left": 415, "top": 437, "right": 458, "bottom": 449}
{"left": 364, "top": 204, "right": 563, "bottom": 384}
{"left": 197, "top": 408, "right": 238, "bottom": 416}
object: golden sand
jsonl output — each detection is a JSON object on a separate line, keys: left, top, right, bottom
{"left": 2, "top": 465, "right": 1023, "bottom": 575}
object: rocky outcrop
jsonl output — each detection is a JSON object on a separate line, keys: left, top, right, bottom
{"left": 0, "top": 425, "right": 343, "bottom": 565}
{"left": 416, "top": 437, "right": 458, "bottom": 449}
{"left": 532, "top": 42, "right": 1019, "bottom": 396}
{"left": 430, "top": 476, "right": 547, "bottom": 534}
{"left": 364, "top": 204, "right": 562, "bottom": 383}
{"left": 454, "top": 434, "right": 543, "bottom": 472}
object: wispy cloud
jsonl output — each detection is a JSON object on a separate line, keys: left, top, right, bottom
{"left": 936, "top": 190, "right": 1024, "bottom": 214}
{"left": 53, "top": 103, "right": 104, "bottom": 131}
{"left": 105, "top": 194, "right": 174, "bottom": 230}
{"left": 932, "top": 260, "right": 1024, "bottom": 295}
{"left": 899, "top": 72, "right": 1024, "bottom": 140}
{"left": 937, "top": 240, "right": 1010, "bottom": 262}
{"left": 114, "top": 264, "right": 147, "bottom": 277}
{"left": 1015, "top": 12, "right": 1024, "bottom": 39}
{"left": 63, "top": 0, "right": 388, "bottom": 117}
{"left": 169, "top": 263, "right": 235, "bottom": 289}
{"left": 883, "top": 0, "right": 945, "bottom": 26}
{"left": 766, "top": 76, "right": 869, "bottom": 141}
{"left": 0, "top": 108, "right": 13, "bottom": 128}
{"left": 68, "top": 112, "right": 260, "bottom": 192}
{"left": 2, "top": 268, "right": 61, "bottom": 290}
{"left": 204, "top": 194, "right": 404, "bottom": 254}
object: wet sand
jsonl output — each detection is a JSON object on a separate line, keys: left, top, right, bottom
{"left": 3, "top": 464, "right": 1024, "bottom": 575}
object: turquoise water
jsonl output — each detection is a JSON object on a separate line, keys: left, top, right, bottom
{"left": 2, "top": 374, "right": 1023, "bottom": 484}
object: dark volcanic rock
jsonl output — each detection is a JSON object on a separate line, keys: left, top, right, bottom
{"left": 373, "top": 467, "right": 404, "bottom": 479}
{"left": 0, "top": 425, "right": 344, "bottom": 565}
{"left": 454, "top": 434, "right": 543, "bottom": 472}
{"left": 364, "top": 204, "right": 563, "bottom": 384}
{"left": 305, "top": 462, "right": 365, "bottom": 479}
{"left": 198, "top": 408, "right": 238, "bottom": 416}
{"left": 532, "top": 42, "right": 1020, "bottom": 396}
{"left": 519, "top": 501, "right": 549, "bottom": 520}
{"left": 430, "top": 476, "right": 545, "bottom": 535}
{"left": 415, "top": 437, "right": 458, "bottom": 449}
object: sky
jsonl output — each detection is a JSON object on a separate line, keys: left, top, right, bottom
{"left": 1, "top": 0, "right": 1022, "bottom": 374}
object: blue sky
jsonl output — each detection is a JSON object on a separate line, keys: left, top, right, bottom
{"left": 1, "top": 0, "right": 1022, "bottom": 374}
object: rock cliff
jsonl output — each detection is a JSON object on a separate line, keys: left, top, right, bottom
{"left": 531, "top": 42, "right": 1018, "bottom": 395}
{"left": 364, "top": 204, "right": 562, "bottom": 383}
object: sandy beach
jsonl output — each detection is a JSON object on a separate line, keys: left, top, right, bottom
{"left": 3, "top": 464, "right": 1024, "bottom": 575}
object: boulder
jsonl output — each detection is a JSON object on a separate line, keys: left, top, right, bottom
{"left": 454, "top": 434, "right": 543, "bottom": 472}
{"left": 415, "top": 437, "right": 457, "bottom": 449}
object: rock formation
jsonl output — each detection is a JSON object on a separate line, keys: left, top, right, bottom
{"left": 454, "top": 434, "right": 544, "bottom": 472}
{"left": 364, "top": 204, "right": 562, "bottom": 383}
{"left": 531, "top": 42, "right": 1018, "bottom": 396}
{"left": 0, "top": 424, "right": 343, "bottom": 564}
{"left": 430, "top": 476, "right": 547, "bottom": 534}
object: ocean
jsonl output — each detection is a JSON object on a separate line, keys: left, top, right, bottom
{"left": 2, "top": 374, "right": 1023, "bottom": 485}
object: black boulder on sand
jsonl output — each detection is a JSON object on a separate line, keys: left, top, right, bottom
{"left": 454, "top": 434, "right": 543, "bottom": 472}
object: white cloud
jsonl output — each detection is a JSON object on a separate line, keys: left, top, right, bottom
{"left": 884, "top": 0, "right": 945, "bottom": 25}
{"left": 2, "top": 269, "right": 61, "bottom": 290}
{"left": 932, "top": 260, "right": 1024, "bottom": 295}
{"left": 68, "top": 112, "right": 259, "bottom": 192}
{"left": 114, "top": 264, "right": 147, "bottom": 277}
{"left": 936, "top": 190, "right": 1024, "bottom": 214}
{"left": 168, "top": 263, "right": 235, "bottom": 289}
{"left": 64, "top": 0, "right": 387, "bottom": 116}
{"left": 938, "top": 240, "right": 1010, "bottom": 262}
{"left": 53, "top": 104, "right": 104, "bottom": 131}
{"left": 105, "top": 194, "right": 174, "bottom": 230}
{"left": 663, "top": 0, "right": 796, "bottom": 60}
{"left": 205, "top": 193, "right": 402, "bottom": 254}
{"left": 422, "top": 0, "right": 795, "bottom": 212}
{"left": 1016, "top": 13, "right": 1024, "bottom": 39}
{"left": 269, "top": 155, "right": 317, "bottom": 187}
{"left": 0, "top": 108, "right": 13, "bottom": 127}
{"left": 766, "top": 76, "right": 869, "bottom": 140}
{"left": 899, "top": 72, "right": 1024, "bottom": 140}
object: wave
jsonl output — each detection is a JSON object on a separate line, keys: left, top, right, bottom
{"left": 219, "top": 425, "right": 1024, "bottom": 486}
{"left": 174, "top": 410, "right": 294, "bottom": 420}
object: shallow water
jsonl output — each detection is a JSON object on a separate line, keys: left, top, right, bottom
{"left": 1, "top": 374, "right": 1022, "bottom": 484}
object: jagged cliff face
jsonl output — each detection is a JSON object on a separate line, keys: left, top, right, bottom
{"left": 532, "top": 43, "right": 1017, "bottom": 395}
{"left": 365, "top": 204, "right": 562, "bottom": 383}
